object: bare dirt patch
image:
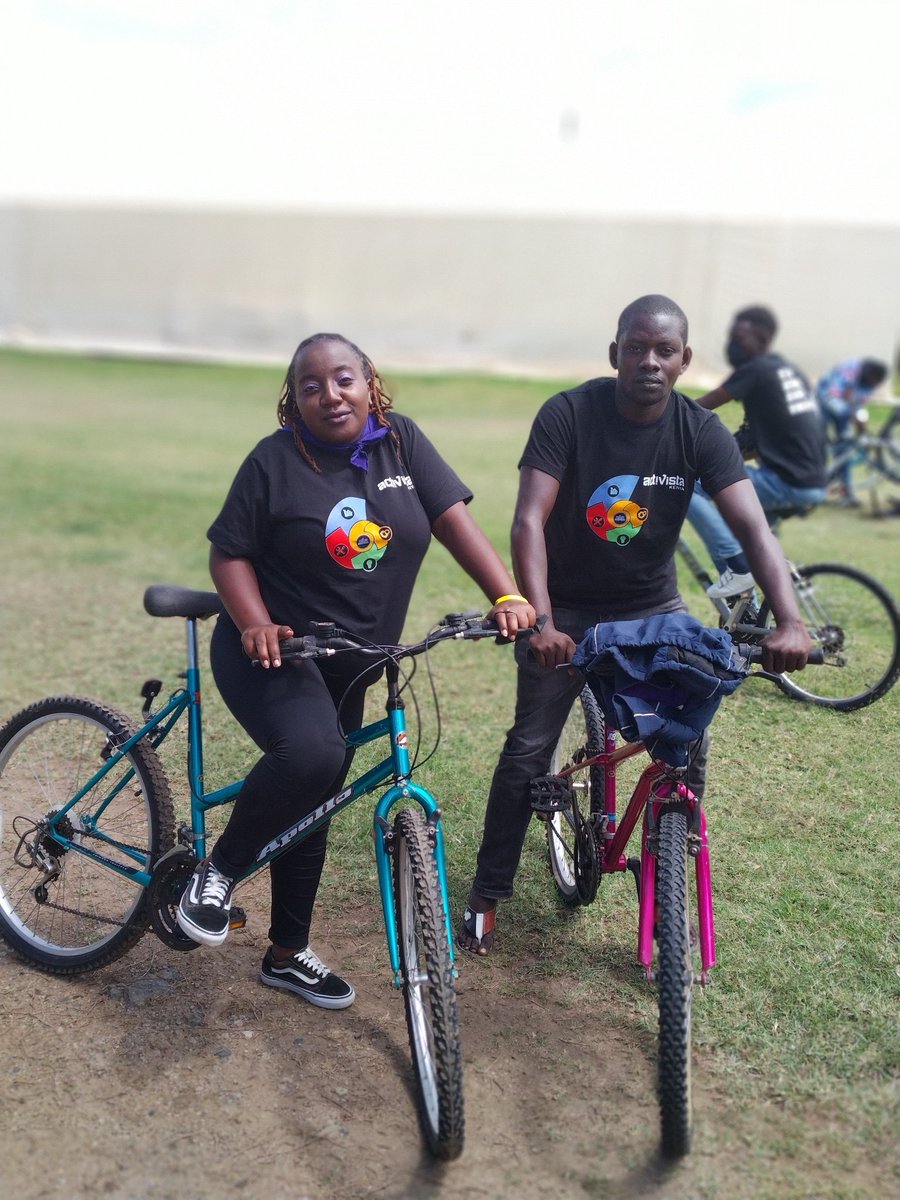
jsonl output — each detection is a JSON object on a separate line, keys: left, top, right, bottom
{"left": 0, "top": 879, "right": 890, "bottom": 1200}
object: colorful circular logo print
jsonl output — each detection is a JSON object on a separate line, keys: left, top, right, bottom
{"left": 325, "top": 498, "right": 393, "bottom": 571}
{"left": 586, "top": 475, "right": 648, "bottom": 545}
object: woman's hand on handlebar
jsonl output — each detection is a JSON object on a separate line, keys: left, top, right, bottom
{"left": 241, "top": 622, "right": 295, "bottom": 668}
{"left": 760, "top": 620, "right": 812, "bottom": 674}
{"left": 485, "top": 598, "right": 538, "bottom": 642}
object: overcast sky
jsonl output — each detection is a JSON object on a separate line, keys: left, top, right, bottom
{"left": 1, "top": 0, "right": 897, "bottom": 224}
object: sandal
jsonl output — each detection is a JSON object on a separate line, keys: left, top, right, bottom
{"left": 456, "top": 906, "right": 496, "bottom": 956}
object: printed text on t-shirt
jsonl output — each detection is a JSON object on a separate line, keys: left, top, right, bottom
{"left": 642, "top": 473, "right": 686, "bottom": 490}
{"left": 377, "top": 474, "right": 415, "bottom": 491}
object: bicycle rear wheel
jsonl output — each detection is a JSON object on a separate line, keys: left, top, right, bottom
{"left": 656, "top": 806, "right": 695, "bottom": 1159}
{"left": 874, "top": 408, "right": 900, "bottom": 483}
{"left": 758, "top": 563, "right": 900, "bottom": 710}
{"left": 0, "top": 697, "right": 174, "bottom": 973}
{"left": 545, "top": 685, "right": 603, "bottom": 906}
{"left": 392, "top": 807, "right": 464, "bottom": 1160}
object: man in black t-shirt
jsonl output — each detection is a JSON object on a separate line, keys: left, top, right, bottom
{"left": 687, "top": 306, "right": 827, "bottom": 598}
{"left": 457, "top": 294, "right": 813, "bottom": 955}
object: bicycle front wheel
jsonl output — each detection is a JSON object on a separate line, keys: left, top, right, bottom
{"left": 392, "top": 807, "right": 464, "bottom": 1160}
{"left": 758, "top": 563, "right": 900, "bottom": 710}
{"left": 0, "top": 697, "right": 174, "bottom": 973}
{"left": 545, "top": 685, "right": 603, "bottom": 906}
{"left": 656, "top": 806, "right": 695, "bottom": 1159}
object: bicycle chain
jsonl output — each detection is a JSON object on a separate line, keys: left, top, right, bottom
{"left": 32, "top": 895, "right": 126, "bottom": 927}
{"left": 27, "top": 827, "right": 152, "bottom": 928}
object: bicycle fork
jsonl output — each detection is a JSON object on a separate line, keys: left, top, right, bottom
{"left": 636, "top": 782, "right": 716, "bottom": 986}
{"left": 372, "top": 669, "right": 457, "bottom": 987}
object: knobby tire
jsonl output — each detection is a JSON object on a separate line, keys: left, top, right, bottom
{"left": 0, "top": 696, "right": 174, "bottom": 974}
{"left": 392, "top": 807, "right": 464, "bottom": 1160}
{"left": 656, "top": 806, "right": 694, "bottom": 1159}
{"left": 546, "top": 685, "right": 604, "bottom": 906}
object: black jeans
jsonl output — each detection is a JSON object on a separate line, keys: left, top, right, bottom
{"left": 209, "top": 617, "right": 376, "bottom": 948}
{"left": 472, "top": 598, "right": 708, "bottom": 901}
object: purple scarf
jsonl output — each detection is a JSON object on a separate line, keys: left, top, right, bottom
{"left": 286, "top": 414, "right": 391, "bottom": 471}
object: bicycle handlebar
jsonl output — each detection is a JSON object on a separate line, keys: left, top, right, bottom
{"left": 576, "top": 642, "right": 824, "bottom": 684}
{"left": 736, "top": 643, "right": 824, "bottom": 682}
{"left": 737, "top": 644, "right": 824, "bottom": 665}
{"left": 277, "top": 611, "right": 547, "bottom": 663}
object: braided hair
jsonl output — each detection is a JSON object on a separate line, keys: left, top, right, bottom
{"left": 277, "top": 333, "right": 399, "bottom": 473}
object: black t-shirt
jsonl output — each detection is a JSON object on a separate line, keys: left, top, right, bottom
{"left": 520, "top": 378, "right": 746, "bottom": 614}
{"left": 207, "top": 414, "right": 472, "bottom": 643}
{"left": 723, "top": 353, "right": 826, "bottom": 488}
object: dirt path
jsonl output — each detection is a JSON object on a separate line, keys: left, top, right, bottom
{"left": 0, "top": 883, "right": 886, "bottom": 1199}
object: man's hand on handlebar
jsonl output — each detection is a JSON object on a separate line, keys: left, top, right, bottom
{"left": 241, "top": 622, "right": 295, "bottom": 669}
{"left": 525, "top": 616, "right": 576, "bottom": 670}
{"left": 760, "top": 620, "right": 812, "bottom": 675}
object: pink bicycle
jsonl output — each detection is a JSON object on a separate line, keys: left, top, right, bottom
{"left": 530, "top": 642, "right": 807, "bottom": 1158}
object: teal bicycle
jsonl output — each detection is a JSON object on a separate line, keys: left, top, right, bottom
{"left": 0, "top": 585, "right": 506, "bottom": 1160}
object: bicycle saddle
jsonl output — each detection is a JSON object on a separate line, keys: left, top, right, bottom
{"left": 143, "top": 584, "right": 223, "bottom": 620}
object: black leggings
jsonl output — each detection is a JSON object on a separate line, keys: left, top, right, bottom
{"left": 209, "top": 617, "right": 374, "bottom": 949}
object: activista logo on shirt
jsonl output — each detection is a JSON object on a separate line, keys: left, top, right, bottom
{"left": 377, "top": 474, "right": 414, "bottom": 491}
{"left": 324, "top": 497, "right": 393, "bottom": 572}
{"left": 585, "top": 471, "right": 684, "bottom": 546}
{"left": 586, "top": 474, "right": 648, "bottom": 546}
{"left": 642, "top": 473, "right": 686, "bottom": 490}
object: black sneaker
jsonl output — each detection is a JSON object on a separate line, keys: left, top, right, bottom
{"left": 259, "top": 946, "right": 356, "bottom": 1009}
{"left": 176, "top": 859, "right": 235, "bottom": 946}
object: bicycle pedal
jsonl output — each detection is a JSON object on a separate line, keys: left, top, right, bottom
{"left": 530, "top": 774, "right": 573, "bottom": 814}
{"left": 228, "top": 905, "right": 247, "bottom": 931}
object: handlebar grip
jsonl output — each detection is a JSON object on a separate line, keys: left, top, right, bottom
{"left": 279, "top": 637, "right": 311, "bottom": 657}
{"left": 479, "top": 612, "right": 548, "bottom": 642}
{"left": 740, "top": 645, "right": 824, "bottom": 665}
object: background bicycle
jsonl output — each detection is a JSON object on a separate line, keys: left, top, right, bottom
{"left": 676, "top": 525, "right": 900, "bottom": 711}
{"left": 823, "top": 404, "right": 900, "bottom": 514}
{"left": 0, "top": 591, "right": 513, "bottom": 1161}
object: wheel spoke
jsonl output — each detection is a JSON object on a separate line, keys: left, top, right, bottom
{"left": 759, "top": 564, "right": 900, "bottom": 709}
{"left": 0, "top": 699, "right": 173, "bottom": 973}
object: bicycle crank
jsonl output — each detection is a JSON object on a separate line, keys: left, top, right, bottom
{"left": 149, "top": 847, "right": 247, "bottom": 950}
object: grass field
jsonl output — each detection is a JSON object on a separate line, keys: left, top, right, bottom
{"left": 1, "top": 348, "right": 898, "bottom": 1190}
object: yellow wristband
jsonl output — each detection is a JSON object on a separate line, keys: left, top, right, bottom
{"left": 494, "top": 593, "right": 529, "bottom": 606}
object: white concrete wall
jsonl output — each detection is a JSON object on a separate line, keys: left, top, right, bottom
{"left": 1, "top": 204, "right": 897, "bottom": 388}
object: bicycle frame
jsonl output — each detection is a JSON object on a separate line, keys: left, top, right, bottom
{"left": 676, "top": 535, "right": 761, "bottom": 635}
{"left": 557, "top": 727, "right": 715, "bottom": 983}
{"left": 677, "top": 533, "right": 824, "bottom": 648}
{"left": 40, "top": 611, "right": 456, "bottom": 984}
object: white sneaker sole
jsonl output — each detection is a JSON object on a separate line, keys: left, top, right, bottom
{"left": 259, "top": 969, "right": 356, "bottom": 1009}
{"left": 175, "top": 906, "right": 230, "bottom": 947}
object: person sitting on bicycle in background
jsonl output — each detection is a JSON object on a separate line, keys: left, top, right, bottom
{"left": 456, "top": 294, "right": 812, "bottom": 955}
{"left": 177, "top": 332, "right": 535, "bottom": 1007}
{"left": 685, "top": 305, "right": 828, "bottom": 598}
{"left": 816, "top": 357, "right": 889, "bottom": 506}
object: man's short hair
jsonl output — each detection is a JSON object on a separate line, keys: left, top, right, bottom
{"left": 616, "top": 294, "right": 688, "bottom": 343}
{"left": 734, "top": 305, "right": 778, "bottom": 340}
{"left": 860, "top": 358, "right": 888, "bottom": 388}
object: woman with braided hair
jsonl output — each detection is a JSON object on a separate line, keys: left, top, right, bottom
{"left": 177, "top": 332, "right": 535, "bottom": 1008}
